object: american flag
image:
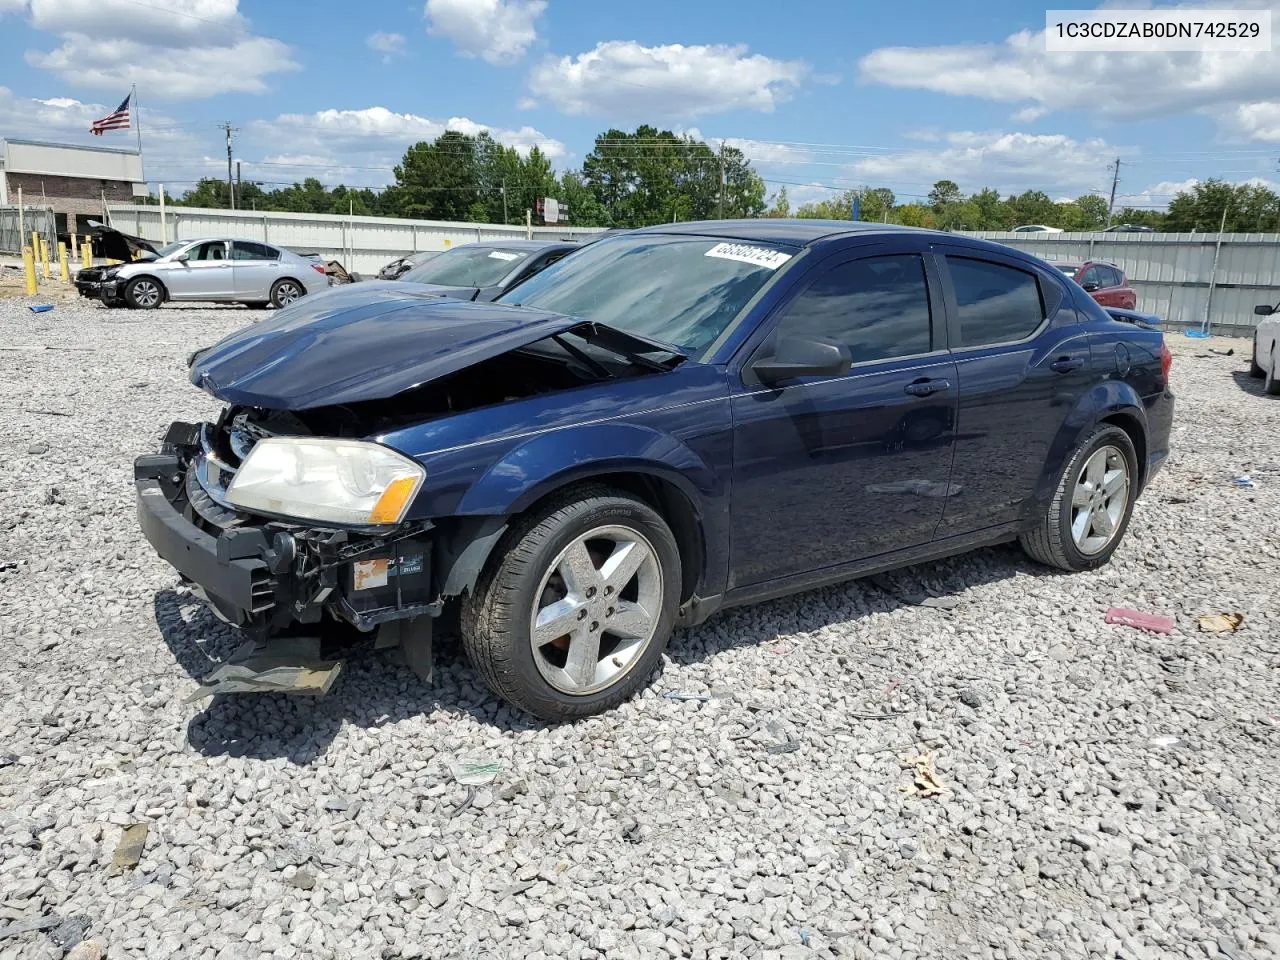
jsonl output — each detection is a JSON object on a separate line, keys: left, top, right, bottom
{"left": 91, "top": 94, "right": 132, "bottom": 135}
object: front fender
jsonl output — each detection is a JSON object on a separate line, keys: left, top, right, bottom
{"left": 454, "top": 422, "right": 720, "bottom": 516}
{"left": 1031, "top": 380, "right": 1147, "bottom": 511}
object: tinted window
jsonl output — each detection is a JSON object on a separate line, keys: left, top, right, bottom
{"left": 233, "top": 241, "right": 278, "bottom": 261}
{"left": 1105, "top": 266, "right": 1125, "bottom": 287}
{"left": 947, "top": 257, "right": 1044, "bottom": 346}
{"left": 190, "top": 241, "right": 226, "bottom": 261}
{"left": 772, "top": 254, "right": 932, "bottom": 363}
{"left": 1078, "top": 266, "right": 1102, "bottom": 288}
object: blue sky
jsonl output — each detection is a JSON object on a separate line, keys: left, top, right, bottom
{"left": 2, "top": 0, "right": 1278, "bottom": 211}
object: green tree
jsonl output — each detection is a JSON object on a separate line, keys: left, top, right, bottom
{"left": 393, "top": 131, "right": 481, "bottom": 221}
{"left": 764, "top": 186, "right": 790, "bottom": 218}
{"left": 928, "top": 179, "right": 961, "bottom": 211}
{"left": 1165, "top": 178, "right": 1279, "bottom": 232}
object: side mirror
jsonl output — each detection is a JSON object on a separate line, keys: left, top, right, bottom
{"left": 753, "top": 336, "right": 852, "bottom": 385}
{"left": 1081, "top": 281, "right": 1100, "bottom": 292}
{"left": 1254, "top": 304, "right": 1276, "bottom": 316}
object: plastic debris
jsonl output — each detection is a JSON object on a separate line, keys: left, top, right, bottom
{"left": 1105, "top": 607, "right": 1175, "bottom": 634}
{"left": 1208, "top": 347, "right": 1234, "bottom": 356}
{"left": 1231, "top": 475, "right": 1257, "bottom": 488}
{"left": 900, "top": 750, "right": 949, "bottom": 797}
{"left": 111, "top": 823, "right": 149, "bottom": 871}
{"left": 28, "top": 303, "right": 54, "bottom": 313}
{"left": 1183, "top": 329, "right": 1210, "bottom": 339}
{"left": 0, "top": 914, "right": 71, "bottom": 943}
{"left": 1198, "top": 612, "right": 1244, "bottom": 634}
{"left": 450, "top": 757, "right": 501, "bottom": 786}
{"left": 1150, "top": 735, "right": 1183, "bottom": 748}
{"left": 664, "top": 691, "right": 711, "bottom": 702}
{"left": 765, "top": 740, "right": 802, "bottom": 755}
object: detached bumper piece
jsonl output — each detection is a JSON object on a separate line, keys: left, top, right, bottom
{"left": 135, "top": 424, "right": 438, "bottom": 697}
{"left": 184, "top": 636, "right": 343, "bottom": 702}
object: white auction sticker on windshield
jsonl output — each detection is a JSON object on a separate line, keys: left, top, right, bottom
{"left": 488, "top": 251, "right": 521, "bottom": 261}
{"left": 704, "top": 242, "right": 792, "bottom": 270}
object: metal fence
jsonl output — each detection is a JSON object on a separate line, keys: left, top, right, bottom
{"left": 961, "top": 231, "right": 1280, "bottom": 335}
{"left": 104, "top": 205, "right": 605, "bottom": 275}
{"left": 0, "top": 206, "right": 57, "bottom": 256}
{"left": 86, "top": 209, "right": 1280, "bottom": 334}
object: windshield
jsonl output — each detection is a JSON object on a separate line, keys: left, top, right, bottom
{"left": 499, "top": 234, "right": 798, "bottom": 355}
{"left": 400, "top": 246, "right": 530, "bottom": 287}
{"left": 145, "top": 241, "right": 186, "bottom": 260}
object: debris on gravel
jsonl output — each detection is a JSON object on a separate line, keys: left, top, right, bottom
{"left": 1, "top": 297, "right": 1278, "bottom": 959}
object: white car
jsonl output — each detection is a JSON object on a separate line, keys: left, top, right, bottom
{"left": 1251, "top": 303, "right": 1280, "bottom": 394}
{"left": 78, "top": 238, "right": 330, "bottom": 310}
{"left": 1012, "top": 224, "right": 1064, "bottom": 234}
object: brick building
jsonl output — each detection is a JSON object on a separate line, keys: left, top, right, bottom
{"left": 0, "top": 138, "right": 147, "bottom": 237}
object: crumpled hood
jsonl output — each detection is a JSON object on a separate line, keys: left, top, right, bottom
{"left": 189, "top": 285, "right": 585, "bottom": 409}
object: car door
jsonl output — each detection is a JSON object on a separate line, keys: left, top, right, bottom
{"left": 231, "top": 241, "right": 280, "bottom": 300}
{"left": 727, "top": 245, "right": 958, "bottom": 588}
{"left": 165, "top": 240, "right": 233, "bottom": 299}
{"left": 931, "top": 246, "right": 1094, "bottom": 536}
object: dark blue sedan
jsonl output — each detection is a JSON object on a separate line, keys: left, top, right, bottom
{"left": 137, "top": 220, "right": 1174, "bottom": 720}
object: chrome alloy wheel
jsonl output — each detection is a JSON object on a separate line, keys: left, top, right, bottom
{"left": 275, "top": 281, "right": 303, "bottom": 304}
{"left": 1071, "top": 445, "right": 1130, "bottom": 555}
{"left": 131, "top": 279, "right": 161, "bottom": 307}
{"left": 529, "top": 525, "right": 663, "bottom": 695}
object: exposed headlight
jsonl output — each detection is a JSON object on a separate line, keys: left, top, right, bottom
{"left": 225, "top": 437, "right": 425, "bottom": 527}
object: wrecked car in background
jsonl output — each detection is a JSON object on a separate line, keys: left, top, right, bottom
{"left": 136, "top": 221, "right": 1173, "bottom": 721}
{"left": 394, "top": 239, "right": 576, "bottom": 301}
{"left": 378, "top": 249, "right": 439, "bottom": 280}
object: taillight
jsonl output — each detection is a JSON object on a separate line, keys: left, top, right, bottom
{"left": 1160, "top": 341, "right": 1172, "bottom": 381}
{"left": 312, "top": 263, "right": 327, "bottom": 275}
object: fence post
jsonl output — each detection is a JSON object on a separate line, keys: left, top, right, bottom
{"left": 83, "top": 236, "right": 92, "bottom": 269}
{"left": 1203, "top": 232, "right": 1225, "bottom": 336}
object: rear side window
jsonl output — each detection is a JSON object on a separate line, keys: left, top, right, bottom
{"left": 771, "top": 254, "right": 932, "bottom": 363}
{"left": 1105, "top": 266, "right": 1125, "bottom": 287}
{"left": 946, "top": 257, "right": 1045, "bottom": 347}
{"left": 232, "top": 241, "right": 279, "bottom": 261}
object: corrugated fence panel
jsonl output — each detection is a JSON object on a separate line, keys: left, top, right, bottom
{"left": 965, "top": 231, "right": 1280, "bottom": 332}
{"left": 107, "top": 205, "right": 603, "bottom": 275}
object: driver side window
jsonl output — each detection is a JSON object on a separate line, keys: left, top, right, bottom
{"left": 191, "top": 242, "right": 225, "bottom": 261}
{"left": 769, "top": 254, "right": 933, "bottom": 364}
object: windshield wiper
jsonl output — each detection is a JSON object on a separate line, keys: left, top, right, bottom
{"left": 573, "top": 322, "right": 688, "bottom": 372}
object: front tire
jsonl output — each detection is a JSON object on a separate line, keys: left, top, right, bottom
{"left": 270, "top": 279, "right": 305, "bottom": 308}
{"left": 124, "top": 277, "right": 163, "bottom": 309}
{"left": 461, "top": 486, "right": 681, "bottom": 721}
{"left": 1265, "top": 349, "right": 1280, "bottom": 396}
{"left": 1020, "top": 425, "right": 1139, "bottom": 572}
{"left": 1249, "top": 334, "right": 1264, "bottom": 378}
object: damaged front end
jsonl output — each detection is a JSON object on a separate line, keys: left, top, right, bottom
{"left": 136, "top": 415, "right": 438, "bottom": 698}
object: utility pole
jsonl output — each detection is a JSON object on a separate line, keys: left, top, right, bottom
{"left": 236, "top": 161, "right": 242, "bottom": 201}
{"left": 717, "top": 142, "right": 727, "bottom": 220}
{"left": 222, "top": 121, "right": 238, "bottom": 210}
{"left": 1105, "top": 157, "right": 1121, "bottom": 228}
{"left": 501, "top": 178, "right": 508, "bottom": 224}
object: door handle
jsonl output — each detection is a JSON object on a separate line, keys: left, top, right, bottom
{"left": 904, "top": 378, "right": 951, "bottom": 397}
{"left": 1049, "top": 357, "right": 1085, "bottom": 373}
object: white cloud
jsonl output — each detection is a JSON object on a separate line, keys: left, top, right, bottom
{"left": 1223, "top": 101, "right": 1280, "bottom": 141}
{"left": 0, "top": 0, "right": 29, "bottom": 11}
{"left": 680, "top": 128, "right": 813, "bottom": 166}
{"left": 856, "top": 3, "right": 1280, "bottom": 138}
{"left": 425, "top": 0, "right": 544, "bottom": 65}
{"left": 528, "top": 41, "right": 808, "bottom": 118}
{"left": 1119, "top": 176, "right": 1280, "bottom": 207}
{"left": 21, "top": 0, "right": 298, "bottom": 99}
{"left": 366, "top": 31, "right": 406, "bottom": 60}
{"left": 844, "top": 130, "right": 1132, "bottom": 197}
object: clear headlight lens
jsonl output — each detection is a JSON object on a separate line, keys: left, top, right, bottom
{"left": 225, "top": 437, "right": 425, "bottom": 527}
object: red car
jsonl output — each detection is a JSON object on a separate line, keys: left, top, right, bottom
{"left": 1050, "top": 260, "right": 1137, "bottom": 310}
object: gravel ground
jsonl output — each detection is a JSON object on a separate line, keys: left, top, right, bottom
{"left": 1, "top": 294, "right": 1278, "bottom": 960}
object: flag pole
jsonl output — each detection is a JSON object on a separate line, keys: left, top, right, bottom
{"left": 133, "top": 83, "right": 145, "bottom": 182}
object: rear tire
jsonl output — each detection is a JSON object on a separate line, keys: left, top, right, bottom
{"left": 1020, "top": 424, "right": 1139, "bottom": 572}
{"left": 270, "top": 279, "right": 305, "bottom": 308}
{"left": 460, "top": 485, "right": 681, "bottom": 721}
{"left": 124, "top": 277, "right": 164, "bottom": 309}
{"left": 1249, "top": 334, "right": 1264, "bottom": 378}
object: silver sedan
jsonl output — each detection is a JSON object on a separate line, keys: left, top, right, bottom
{"left": 92, "top": 238, "right": 330, "bottom": 309}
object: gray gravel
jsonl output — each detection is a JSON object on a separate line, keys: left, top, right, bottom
{"left": 1, "top": 295, "right": 1278, "bottom": 960}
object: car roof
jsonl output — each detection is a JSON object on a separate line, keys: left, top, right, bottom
{"left": 630, "top": 218, "right": 932, "bottom": 246}
{"left": 462, "top": 239, "right": 577, "bottom": 251}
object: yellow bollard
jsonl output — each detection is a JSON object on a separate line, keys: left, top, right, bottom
{"left": 83, "top": 236, "right": 93, "bottom": 270}
{"left": 58, "top": 242, "right": 70, "bottom": 282}
{"left": 42, "top": 240, "right": 52, "bottom": 281}
{"left": 32, "top": 232, "right": 42, "bottom": 269}
{"left": 22, "top": 245, "right": 38, "bottom": 296}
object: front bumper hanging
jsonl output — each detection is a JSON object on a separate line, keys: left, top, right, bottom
{"left": 135, "top": 423, "right": 438, "bottom": 696}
